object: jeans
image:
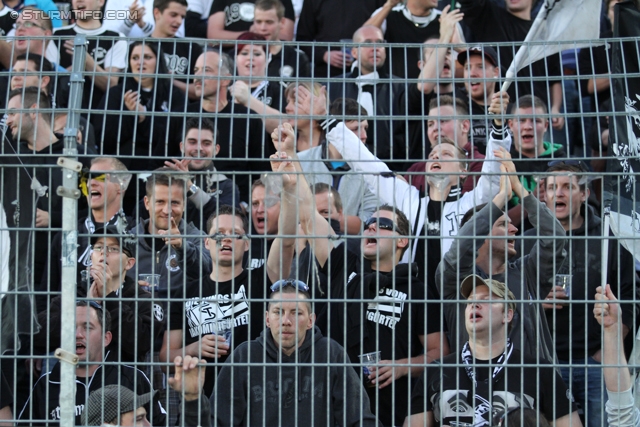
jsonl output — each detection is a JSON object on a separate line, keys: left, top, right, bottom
{"left": 559, "top": 357, "right": 607, "bottom": 427}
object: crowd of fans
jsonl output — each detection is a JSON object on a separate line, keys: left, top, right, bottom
{"left": 0, "top": 0, "right": 637, "bottom": 425}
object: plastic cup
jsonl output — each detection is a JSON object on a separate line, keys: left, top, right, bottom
{"left": 555, "top": 274, "right": 572, "bottom": 298}
{"left": 358, "top": 351, "right": 381, "bottom": 388}
{"left": 139, "top": 274, "right": 160, "bottom": 293}
{"left": 340, "top": 39, "right": 353, "bottom": 61}
{"left": 217, "top": 320, "right": 233, "bottom": 346}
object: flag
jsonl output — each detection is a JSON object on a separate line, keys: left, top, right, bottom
{"left": 604, "top": 1, "right": 640, "bottom": 265}
{"left": 501, "top": 0, "right": 603, "bottom": 90}
{"left": 0, "top": 132, "right": 39, "bottom": 355}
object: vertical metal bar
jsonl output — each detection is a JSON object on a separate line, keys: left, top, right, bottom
{"left": 58, "top": 34, "right": 87, "bottom": 427}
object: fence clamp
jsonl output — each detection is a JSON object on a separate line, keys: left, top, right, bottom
{"left": 54, "top": 348, "right": 79, "bottom": 366}
{"left": 57, "top": 157, "right": 83, "bottom": 172}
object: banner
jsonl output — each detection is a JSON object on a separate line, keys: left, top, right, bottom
{"left": 502, "top": 0, "right": 603, "bottom": 90}
{"left": 604, "top": 0, "right": 640, "bottom": 265}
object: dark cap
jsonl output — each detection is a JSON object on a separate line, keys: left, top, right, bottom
{"left": 236, "top": 32, "right": 266, "bottom": 55}
{"left": 81, "top": 385, "right": 154, "bottom": 426}
{"left": 458, "top": 46, "right": 499, "bottom": 68}
{"left": 460, "top": 274, "right": 516, "bottom": 313}
{"left": 90, "top": 225, "right": 136, "bottom": 258}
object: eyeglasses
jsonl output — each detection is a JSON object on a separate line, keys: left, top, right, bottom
{"left": 92, "top": 245, "right": 121, "bottom": 255}
{"left": 363, "top": 217, "right": 396, "bottom": 232}
{"left": 13, "top": 21, "right": 46, "bottom": 31}
{"left": 209, "top": 232, "right": 247, "bottom": 242}
{"left": 270, "top": 279, "right": 310, "bottom": 294}
{"left": 79, "top": 169, "right": 108, "bottom": 197}
{"left": 547, "top": 160, "right": 589, "bottom": 172}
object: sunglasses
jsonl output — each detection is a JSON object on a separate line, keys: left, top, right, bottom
{"left": 363, "top": 217, "right": 396, "bottom": 232}
{"left": 270, "top": 279, "right": 310, "bottom": 294}
{"left": 79, "top": 169, "right": 108, "bottom": 197}
{"left": 76, "top": 300, "right": 104, "bottom": 312}
{"left": 492, "top": 406, "right": 521, "bottom": 427}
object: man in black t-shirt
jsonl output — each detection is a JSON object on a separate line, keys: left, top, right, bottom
{"left": 163, "top": 49, "right": 273, "bottom": 201}
{"left": 365, "top": 0, "right": 463, "bottom": 79}
{"left": 406, "top": 275, "right": 580, "bottom": 427}
{"left": 151, "top": 0, "right": 202, "bottom": 101}
{"left": 207, "top": 0, "right": 295, "bottom": 42}
{"left": 162, "top": 144, "right": 299, "bottom": 396}
{"left": 253, "top": 0, "right": 310, "bottom": 79}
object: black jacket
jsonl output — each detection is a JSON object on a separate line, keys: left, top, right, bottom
{"left": 212, "top": 326, "right": 380, "bottom": 427}
{"left": 33, "top": 276, "right": 164, "bottom": 363}
{"left": 521, "top": 206, "right": 638, "bottom": 360}
{"left": 19, "top": 352, "right": 166, "bottom": 426}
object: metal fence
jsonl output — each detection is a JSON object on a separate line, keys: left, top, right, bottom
{"left": 1, "top": 30, "right": 640, "bottom": 427}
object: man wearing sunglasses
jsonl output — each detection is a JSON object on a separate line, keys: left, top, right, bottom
{"left": 406, "top": 275, "right": 580, "bottom": 427}
{"left": 213, "top": 280, "right": 379, "bottom": 426}
{"left": 520, "top": 161, "right": 636, "bottom": 427}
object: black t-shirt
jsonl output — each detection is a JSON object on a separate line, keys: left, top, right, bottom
{"left": 154, "top": 38, "right": 203, "bottom": 83}
{"left": 209, "top": 0, "right": 295, "bottom": 32}
{"left": 0, "top": 372, "right": 11, "bottom": 410}
{"left": 168, "top": 266, "right": 272, "bottom": 396}
{"left": 267, "top": 45, "right": 311, "bottom": 80}
{"left": 382, "top": 6, "right": 442, "bottom": 79}
{"left": 410, "top": 349, "right": 577, "bottom": 426}
{"left": 0, "top": 7, "right": 16, "bottom": 37}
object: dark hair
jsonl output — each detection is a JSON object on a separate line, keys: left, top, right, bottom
{"left": 269, "top": 284, "right": 312, "bottom": 313}
{"left": 329, "top": 97, "right": 368, "bottom": 119}
{"left": 376, "top": 204, "right": 411, "bottom": 256}
{"left": 460, "top": 203, "right": 487, "bottom": 228}
{"left": 153, "top": 0, "right": 187, "bottom": 13}
{"left": 509, "top": 94, "right": 548, "bottom": 115}
{"left": 206, "top": 204, "right": 249, "bottom": 235}
{"left": 184, "top": 117, "right": 217, "bottom": 142}
{"left": 311, "top": 183, "right": 343, "bottom": 213}
{"left": 125, "top": 41, "right": 172, "bottom": 107}
{"left": 545, "top": 164, "right": 587, "bottom": 192}
{"left": 76, "top": 301, "right": 112, "bottom": 333}
{"left": 429, "top": 94, "right": 469, "bottom": 117}
{"left": 145, "top": 167, "right": 187, "bottom": 198}
{"left": 255, "top": 0, "right": 285, "bottom": 20}
{"left": 8, "top": 86, "right": 51, "bottom": 125}
{"left": 497, "top": 408, "right": 551, "bottom": 427}
{"left": 15, "top": 53, "right": 54, "bottom": 95}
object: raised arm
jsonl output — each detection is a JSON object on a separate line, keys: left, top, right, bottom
{"left": 594, "top": 285, "right": 640, "bottom": 427}
{"left": 364, "top": 0, "right": 401, "bottom": 30}
{"left": 416, "top": 6, "right": 464, "bottom": 94}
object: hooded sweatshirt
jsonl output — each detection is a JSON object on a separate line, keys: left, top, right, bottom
{"left": 212, "top": 326, "right": 380, "bottom": 427}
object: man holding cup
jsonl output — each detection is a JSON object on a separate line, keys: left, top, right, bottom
{"left": 520, "top": 161, "right": 637, "bottom": 427}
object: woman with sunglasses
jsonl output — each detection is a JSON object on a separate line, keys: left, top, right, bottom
{"left": 92, "top": 41, "right": 186, "bottom": 171}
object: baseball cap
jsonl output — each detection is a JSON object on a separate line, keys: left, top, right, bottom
{"left": 460, "top": 274, "right": 516, "bottom": 313}
{"left": 81, "top": 385, "right": 154, "bottom": 426}
{"left": 457, "top": 46, "right": 499, "bottom": 68}
{"left": 90, "top": 225, "right": 136, "bottom": 258}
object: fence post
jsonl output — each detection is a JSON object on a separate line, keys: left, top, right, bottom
{"left": 57, "top": 33, "right": 86, "bottom": 427}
